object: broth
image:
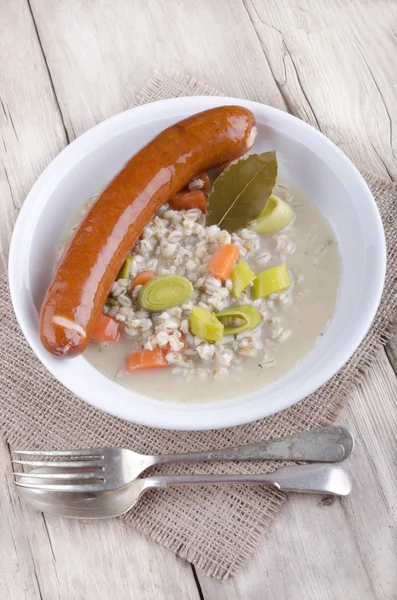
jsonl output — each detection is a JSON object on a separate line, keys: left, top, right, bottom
{"left": 83, "top": 179, "right": 340, "bottom": 403}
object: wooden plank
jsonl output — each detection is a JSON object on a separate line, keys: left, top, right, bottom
{"left": 0, "top": 439, "right": 201, "bottom": 600}
{"left": 198, "top": 351, "right": 397, "bottom": 599}
{"left": 0, "top": 1, "right": 200, "bottom": 597}
{"left": 0, "top": 0, "right": 396, "bottom": 597}
{"left": 0, "top": 438, "right": 42, "bottom": 600}
{"left": 196, "top": 3, "right": 397, "bottom": 596}
{"left": 23, "top": 493, "right": 202, "bottom": 599}
{"left": 4, "top": 350, "right": 397, "bottom": 600}
{"left": 0, "top": 0, "right": 67, "bottom": 270}
{"left": 29, "top": 0, "right": 285, "bottom": 138}
{"left": 242, "top": 0, "right": 397, "bottom": 180}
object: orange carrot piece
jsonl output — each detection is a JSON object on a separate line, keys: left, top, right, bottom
{"left": 125, "top": 348, "right": 169, "bottom": 373}
{"left": 208, "top": 244, "right": 240, "bottom": 281}
{"left": 188, "top": 173, "right": 211, "bottom": 192}
{"left": 130, "top": 270, "right": 156, "bottom": 289}
{"left": 91, "top": 314, "right": 120, "bottom": 343}
{"left": 168, "top": 190, "right": 206, "bottom": 213}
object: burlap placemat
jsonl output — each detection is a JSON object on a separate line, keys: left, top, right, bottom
{"left": 1, "top": 74, "right": 396, "bottom": 581}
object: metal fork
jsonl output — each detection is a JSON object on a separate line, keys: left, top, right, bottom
{"left": 12, "top": 426, "right": 353, "bottom": 493}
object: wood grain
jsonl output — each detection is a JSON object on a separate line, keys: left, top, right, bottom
{"left": 0, "top": 438, "right": 42, "bottom": 600}
{"left": 0, "top": 441, "right": 201, "bottom": 600}
{"left": 243, "top": 0, "right": 397, "bottom": 180}
{"left": 0, "top": 0, "right": 67, "bottom": 270}
{"left": 29, "top": 0, "right": 285, "bottom": 137}
{"left": 198, "top": 351, "right": 397, "bottom": 600}
{"left": 0, "top": 0, "right": 396, "bottom": 598}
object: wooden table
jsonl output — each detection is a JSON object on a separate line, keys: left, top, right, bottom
{"left": 1, "top": 1, "right": 396, "bottom": 598}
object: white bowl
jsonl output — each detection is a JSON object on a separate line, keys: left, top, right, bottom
{"left": 9, "top": 96, "right": 386, "bottom": 430}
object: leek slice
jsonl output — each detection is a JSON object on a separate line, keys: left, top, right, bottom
{"left": 231, "top": 261, "right": 256, "bottom": 298}
{"left": 249, "top": 195, "right": 293, "bottom": 234}
{"left": 215, "top": 306, "right": 261, "bottom": 336}
{"left": 138, "top": 275, "right": 193, "bottom": 312}
{"left": 189, "top": 307, "right": 224, "bottom": 342}
{"left": 252, "top": 264, "right": 291, "bottom": 299}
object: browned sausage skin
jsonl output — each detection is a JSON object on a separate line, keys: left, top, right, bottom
{"left": 40, "top": 106, "right": 257, "bottom": 357}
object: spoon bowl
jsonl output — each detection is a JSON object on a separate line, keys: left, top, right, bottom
{"left": 16, "top": 467, "right": 146, "bottom": 518}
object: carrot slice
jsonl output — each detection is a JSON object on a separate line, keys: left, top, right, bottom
{"left": 188, "top": 173, "right": 211, "bottom": 192}
{"left": 168, "top": 190, "right": 206, "bottom": 213}
{"left": 130, "top": 270, "right": 156, "bottom": 289}
{"left": 208, "top": 244, "right": 240, "bottom": 281}
{"left": 91, "top": 314, "right": 120, "bottom": 343}
{"left": 125, "top": 348, "right": 169, "bottom": 373}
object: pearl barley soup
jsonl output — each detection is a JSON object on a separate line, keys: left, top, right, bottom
{"left": 80, "top": 176, "right": 340, "bottom": 404}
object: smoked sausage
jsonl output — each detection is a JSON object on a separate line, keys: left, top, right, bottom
{"left": 40, "top": 106, "right": 257, "bottom": 357}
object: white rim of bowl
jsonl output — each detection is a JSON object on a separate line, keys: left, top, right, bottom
{"left": 8, "top": 96, "right": 387, "bottom": 430}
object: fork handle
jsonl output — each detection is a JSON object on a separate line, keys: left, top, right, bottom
{"left": 152, "top": 426, "right": 353, "bottom": 465}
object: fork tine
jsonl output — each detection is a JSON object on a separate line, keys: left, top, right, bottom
{"left": 14, "top": 480, "right": 107, "bottom": 493}
{"left": 12, "top": 459, "right": 104, "bottom": 469}
{"left": 12, "top": 471, "right": 104, "bottom": 480}
{"left": 12, "top": 449, "right": 106, "bottom": 458}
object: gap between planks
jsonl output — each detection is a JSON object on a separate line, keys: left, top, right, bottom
{"left": 2, "top": 1, "right": 397, "bottom": 598}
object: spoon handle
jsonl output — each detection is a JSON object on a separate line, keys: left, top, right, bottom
{"left": 152, "top": 426, "right": 354, "bottom": 465}
{"left": 144, "top": 464, "right": 352, "bottom": 496}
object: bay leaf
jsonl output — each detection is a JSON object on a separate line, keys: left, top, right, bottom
{"left": 206, "top": 151, "right": 278, "bottom": 233}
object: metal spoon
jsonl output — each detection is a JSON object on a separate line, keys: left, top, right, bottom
{"left": 15, "top": 463, "right": 352, "bottom": 519}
